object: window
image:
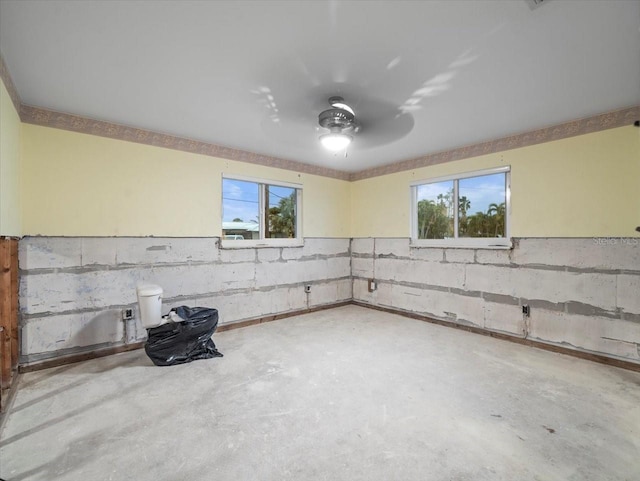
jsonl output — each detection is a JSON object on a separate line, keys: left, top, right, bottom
{"left": 222, "top": 175, "right": 302, "bottom": 246}
{"left": 411, "top": 166, "right": 510, "bottom": 248}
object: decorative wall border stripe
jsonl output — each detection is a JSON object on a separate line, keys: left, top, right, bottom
{"left": 0, "top": 54, "right": 21, "bottom": 114}
{"left": 4, "top": 51, "right": 638, "bottom": 183}
{"left": 19, "top": 105, "right": 351, "bottom": 181}
{"left": 349, "top": 105, "right": 640, "bottom": 181}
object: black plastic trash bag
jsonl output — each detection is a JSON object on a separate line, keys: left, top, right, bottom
{"left": 144, "top": 306, "right": 223, "bottom": 366}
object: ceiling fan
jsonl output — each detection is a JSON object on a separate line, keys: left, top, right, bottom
{"left": 318, "top": 96, "right": 360, "bottom": 151}
{"left": 259, "top": 86, "right": 415, "bottom": 156}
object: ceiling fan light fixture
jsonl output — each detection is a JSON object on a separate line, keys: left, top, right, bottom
{"left": 320, "top": 132, "right": 352, "bottom": 151}
{"left": 319, "top": 96, "right": 357, "bottom": 152}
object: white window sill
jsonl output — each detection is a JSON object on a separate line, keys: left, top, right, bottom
{"left": 410, "top": 238, "right": 512, "bottom": 250}
{"left": 220, "top": 239, "right": 304, "bottom": 249}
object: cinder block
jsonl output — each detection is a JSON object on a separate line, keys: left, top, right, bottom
{"left": 203, "top": 291, "right": 262, "bottom": 323}
{"left": 255, "top": 260, "right": 303, "bottom": 287}
{"left": 22, "top": 310, "right": 124, "bottom": 356}
{"left": 512, "top": 268, "right": 617, "bottom": 311}
{"left": 373, "top": 258, "right": 407, "bottom": 282}
{"left": 281, "top": 246, "right": 304, "bottom": 260}
{"left": 402, "top": 260, "right": 465, "bottom": 288}
{"left": 352, "top": 278, "right": 373, "bottom": 304}
{"left": 258, "top": 248, "right": 281, "bottom": 263}
{"left": 149, "top": 262, "right": 255, "bottom": 298}
{"left": 20, "top": 269, "right": 141, "bottom": 314}
{"left": 411, "top": 247, "right": 444, "bottom": 262}
{"left": 303, "top": 238, "right": 350, "bottom": 257}
{"left": 208, "top": 262, "right": 256, "bottom": 292}
{"left": 351, "top": 257, "right": 374, "bottom": 279}
{"left": 475, "top": 248, "right": 512, "bottom": 265}
{"left": 375, "top": 238, "right": 410, "bottom": 258}
{"left": 445, "top": 292, "right": 484, "bottom": 327}
{"left": 529, "top": 309, "right": 640, "bottom": 361}
{"left": 308, "top": 282, "right": 339, "bottom": 307}
{"left": 388, "top": 283, "right": 428, "bottom": 312}
{"left": 219, "top": 247, "right": 256, "bottom": 263}
{"left": 617, "top": 274, "right": 640, "bottom": 314}
{"left": 336, "top": 278, "right": 353, "bottom": 301}
{"left": 373, "top": 282, "right": 394, "bottom": 308}
{"left": 326, "top": 257, "right": 351, "bottom": 279}
{"left": 466, "top": 264, "right": 617, "bottom": 312}
{"left": 81, "top": 238, "right": 117, "bottom": 266}
{"left": 514, "top": 238, "right": 640, "bottom": 271}
{"left": 19, "top": 237, "right": 82, "bottom": 270}
{"left": 444, "top": 249, "right": 475, "bottom": 264}
{"left": 115, "top": 237, "right": 219, "bottom": 265}
{"left": 483, "top": 301, "right": 525, "bottom": 336}
{"left": 351, "top": 238, "right": 374, "bottom": 255}
{"left": 465, "top": 264, "right": 514, "bottom": 296}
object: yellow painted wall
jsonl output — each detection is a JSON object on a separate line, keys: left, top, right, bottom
{"left": 351, "top": 126, "right": 640, "bottom": 238}
{"left": 20, "top": 119, "right": 639, "bottom": 239}
{"left": 0, "top": 77, "right": 21, "bottom": 236}
{"left": 21, "top": 124, "right": 351, "bottom": 237}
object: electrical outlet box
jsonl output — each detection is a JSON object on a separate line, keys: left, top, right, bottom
{"left": 368, "top": 279, "right": 377, "bottom": 292}
{"left": 304, "top": 285, "right": 311, "bottom": 293}
{"left": 122, "top": 308, "right": 134, "bottom": 320}
{"left": 522, "top": 305, "right": 530, "bottom": 317}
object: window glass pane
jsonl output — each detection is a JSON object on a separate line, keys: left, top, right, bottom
{"left": 266, "top": 185, "right": 296, "bottom": 239}
{"left": 222, "top": 179, "right": 260, "bottom": 240}
{"left": 416, "top": 180, "right": 454, "bottom": 239}
{"left": 458, "top": 173, "right": 506, "bottom": 238}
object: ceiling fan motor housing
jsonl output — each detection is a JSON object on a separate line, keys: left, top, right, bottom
{"left": 318, "top": 107, "right": 356, "bottom": 132}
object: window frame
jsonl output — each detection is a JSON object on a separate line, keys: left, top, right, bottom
{"left": 221, "top": 174, "right": 303, "bottom": 248}
{"left": 410, "top": 166, "right": 511, "bottom": 249}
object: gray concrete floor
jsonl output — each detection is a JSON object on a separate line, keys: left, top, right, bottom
{"left": 1, "top": 305, "right": 639, "bottom": 481}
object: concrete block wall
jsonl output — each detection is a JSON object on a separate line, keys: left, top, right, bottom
{"left": 352, "top": 238, "right": 640, "bottom": 364}
{"left": 19, "top": 237, "right": 352, "bottom": 363}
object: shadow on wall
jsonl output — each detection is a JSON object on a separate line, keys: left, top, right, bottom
{"left": 69, "top": 310, "right": 125, "bottom": 351}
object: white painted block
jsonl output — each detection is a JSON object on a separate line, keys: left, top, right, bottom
{"left": 81, "top": 238, "right": 117, "bottom": 266}
{"left": 411, "top": 247, "right": 444, "bottom": 262}
{"left": 256, "top": 257, "right": 342, "bottom": 288}
{"left": 514, "top": 238, "right": 640, "bottom": 271}
{"left": 115, "top": 237, "right": 219, "bottom": 265}
{"left": 387, "top": 283, "right": 421, "bottom": 311}
{"left": 19, "top": 237, "right": 82, "bottom": 269}
{"left": 326, "top": 257, "right": 351, "bottom": 279}
{"left": 308, "top": 282, "right": 339, "bottom": 306}
{"left": 444, "top": 249, "right": 475, "bottom": 264}
{"left": 21, "top": 269, "right": 141, "bottom": 314}
{"left": 375, "top": 258, "right": 465, "bottom": 289}
{"left": 375, "top": 238, "right": 410, "bottom": 258}
{"left": 465, "top": 264, "right": 514, "bottom": 296}
{"left": 22, "top": 310, "right": 124, "bottom": 355}
{"left": 483, "top": 301, "right": 525, "bottom": 336}
{"left": 337, "top": 278, "right": 353, "bottom": 301}
{"left": 303, "top": 238, "right": 350, "bottom": 257}
{"left": 258, "top": 248, "right": 281, "bottom": 262}
{"left": 513, "top": 269, "right": 617, "bottom": 311}
{"left": 466, "top": 264, "right": 618, "bottom": 311}
{"left": 475, "top": 249, "right": 512, "bottom": 265}
{"left": 351, "top": 257, "right": 374, "bottom": 279}
{"left": 220, "top": 247, "right": 256, "bottom": 263}
{"left": 617, "top": 274, "right": 640, "bottom": 314}
{"left": 281, "top": 247, "right": 304, "bottom": 260}
{"left": 352, "top": 278, "right": 373, "bottom": 304}
{"left": 351, "top": 238, "right": 374, "bottom": 255}
{"left": 529, "top": 310, "right": 640, "bottom": 360}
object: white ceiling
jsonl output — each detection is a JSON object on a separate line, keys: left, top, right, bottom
{"left": 1, "top": 0, "right": 639, "bottom": 173}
